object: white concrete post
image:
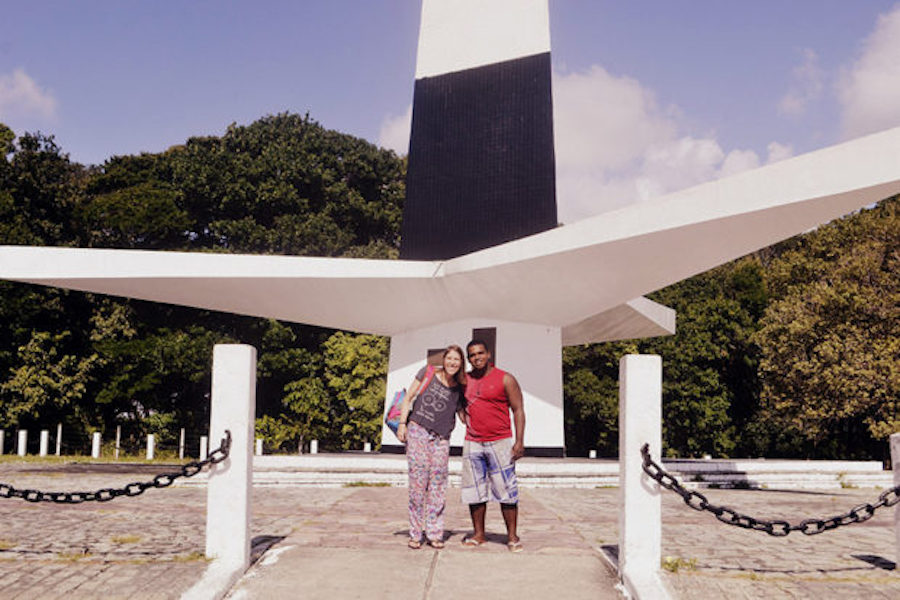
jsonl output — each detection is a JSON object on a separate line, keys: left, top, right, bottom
{"left": 618, "top": 354, "right": 669, "bottom": 599}
{"left": 146, "top": 434, "right": 155, "bottom": 460}
{"left": 91, "top": 432, "right": 101, "bottom": 459}
{"left": 0, "top": 429, "right": 5, "bottom": 455}
{"left": 183, "top": 345, "right": 257, "bottom": 600}
{"left": 589, "top": 449, "right": 597, "bottom": 459}
{"left": 179, "top": 428, "right": 186, "bottom": 460}
{"left": 200, "top": 435, "right": 209, "bottom": 459}
{"left": 891, "top": 433, "right": 900, "bottom": 564}
{"left": 205, "top": 344, "right": 256, "bottom": 567}
{"left": 39, "top": 430, "right": 50, "bottom": 457}
{"left": 56, "top": 423, "right": 62, "bottom": 456}
{"left": 255, "top": 438, "right": 263, "bottom": 456}
{"left": 17, "top": 430, "right": 27, "bottom": 457}
{"left": 310, "top": 440, "right": 318, "bottom": 454}
{"left": 115, "top": 425, "right": 121, "bottom": 460}
{"left": 363, "top": 442, "right": 372, "bottom": 453}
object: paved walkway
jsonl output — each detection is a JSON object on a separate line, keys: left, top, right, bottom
{"left": 0, "top": 461, "right": 898, "bottom": 598}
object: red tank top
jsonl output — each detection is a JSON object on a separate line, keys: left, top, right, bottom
{"left": 464, "top": 367, "right": 511, "bottom": 442}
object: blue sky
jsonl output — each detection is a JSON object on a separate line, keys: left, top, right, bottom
{"left": 3, "top": 1, "right": 900, "bottom": 222}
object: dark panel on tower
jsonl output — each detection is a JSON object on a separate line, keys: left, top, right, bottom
{"left": 399, "top": 52, "right": 557, "bottom": 260}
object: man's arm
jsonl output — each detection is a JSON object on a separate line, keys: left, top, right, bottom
{"left": 505, "top": 373, "right": 525, "bottom": 460}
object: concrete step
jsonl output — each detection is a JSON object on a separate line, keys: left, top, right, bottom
{"left": 176, "top": 453, "right": 896, "bottom": 490}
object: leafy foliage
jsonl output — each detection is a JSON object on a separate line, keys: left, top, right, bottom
{"left": 0, "top": 116, "right": 404, "bottom": 453}
{"left": 751, "top": 198, "right": 899, "bottom": 459}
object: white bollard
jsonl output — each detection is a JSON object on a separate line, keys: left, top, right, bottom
{"left": 56, "top": 423, "right": 62, "bottom": 456}
{"left": 0, "top": 429, "right": 5, "bottom": 455}
{"left": 255, "top": 438, "right": 263, "bottom": 456}
{"left": 205, "top": 344, "right": 256, "bottom": 569}
{"left": 184, "top": 345, "right": 258, "bottom": 600}
{"left": 589, "top": 449, "right": 597, "bottom": 459}
{"left": 618, "top": 354, "right": 669, "bottom": 599}
{"left": 91, "top": 432, "right": 101, "bottom": 459}
{"left": 363, "top": 442, "right": 372, "bottom": 453}
{"left": 310, "top": 439, "right": 318, "bottom": 454}
{"left": 39, "top": 430, "right": 50, "bottom": 457}
{"left": 115, "top": 425, "right": 121, "bottom": 460}
{"left": 146, "top": 434, "right": 155, "bottom": 460}
{"left": 200, "top": 435, "right": 209, "bottom": 459}
{"left": 17, "top": 430, "right": 27, "bottom": 457}
{"left": 179, "top": 428, "right": 186, "bottom": 460}
{"left": 891, "top": 433, "right": 900, "bottom": 565}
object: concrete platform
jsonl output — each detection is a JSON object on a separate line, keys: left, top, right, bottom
{"left": 174, "top": 453, "right": 894, "bottom": 490}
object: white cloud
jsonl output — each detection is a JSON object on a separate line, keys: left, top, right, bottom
{"left": 378, "top": 64, "right": 793, "bottom": 223}
{"left": 553, "top": 66, "right": 677, "bottom": 172}
{"left": 0, "top": 68, "right": 57, "bottom": 121}
{"left": 377, "top": 104, "right": 412, "bottom": 155}
{"left": 719, "top": 148, "right": 760, "bottom": 178}
{"left": 553, "top": 66, "right": 789, "bottom": 222}
{"left": 837, "top": 5, "right": 900, "bottom": 138}
{"left": 766, "top": 141, "right": 794, "bottom": 164}
{"left": 778, "top": 48, "right": 824, "bottom": 116}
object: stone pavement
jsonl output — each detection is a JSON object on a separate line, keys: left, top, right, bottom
{"left": 0, "top": 461, "right": 898, "bottom": 599}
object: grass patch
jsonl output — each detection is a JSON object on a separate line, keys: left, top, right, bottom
{"left": 173, "top": 551, "right": 210, "bottom": 562}
{"left": 0, "top": 539, "right": 14, "bottom": 550}
{"left": 110, "top": 535, "right": 141, "bottom": 544}
{"left": 0, "top": 454, "right": 198, "bottom": 465}
{"left": 662, "top": 556, "right": 697, "bottom": 573}
{"left": 57, "top": 550, "right": 92, "bottom": 561}
{"left": 343, "top": 481, "right": 391, "bottom": 488}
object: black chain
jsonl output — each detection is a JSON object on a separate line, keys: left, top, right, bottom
{"left": 0, "top": 430, "right": 231, "bottom": 504}
{"left": 640, "top": 443, "right": 900, "bottom": 536}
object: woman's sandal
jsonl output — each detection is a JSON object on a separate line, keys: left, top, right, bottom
{"left": 427, "top": 539, "right": 445, "bottom": 549}
{"left": 408, "top": 539, "right": 422, "bottom": 549}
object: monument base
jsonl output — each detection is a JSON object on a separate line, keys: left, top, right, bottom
{"left": 381, "top": 318, "right": 565, "bottom": 454}
{"left": 380, "top": 444, "right": 565, "bottom": 458}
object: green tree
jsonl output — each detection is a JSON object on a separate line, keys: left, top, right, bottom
{"left": 323, "top": 332, "right": 389, "bottom": 450}
{"left": 0, "top": 331, "right": 98, "bottom": 433}
{"left": 752, "top": 197, "right": 899, "bottom": 459}
{"left": 562, "top": 342, "right": 631, "bottom": 457}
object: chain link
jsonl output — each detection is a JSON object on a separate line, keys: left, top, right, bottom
{"left": 641, "top": 443, "right": 900, "bottom": 537}
{"left": 0, "top": 430, "right": 230, "bottom": 504}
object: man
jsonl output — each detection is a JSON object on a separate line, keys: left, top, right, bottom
{"left": 460, "top": 339, "right": 525, "bottom": 552}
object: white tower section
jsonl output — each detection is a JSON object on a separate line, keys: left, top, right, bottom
{"left": 415, "top": 0, "right": 550, "bottom": 78}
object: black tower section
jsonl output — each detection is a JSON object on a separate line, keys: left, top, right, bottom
{"left": 399, "top": 52, "right": 557, "bottom": 260}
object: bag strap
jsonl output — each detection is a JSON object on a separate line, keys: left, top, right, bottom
{"left": 408, "top": 364, "right": 436, "bottom": 412}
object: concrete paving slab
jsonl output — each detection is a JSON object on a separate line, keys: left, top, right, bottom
{"left": 2, "top": 460, "right": 899, "bottom": 599}
{"left": 229, "top": 547, "right": 434, "bottom": 600}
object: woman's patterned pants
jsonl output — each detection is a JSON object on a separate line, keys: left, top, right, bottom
{"left": 406, "top": 421, "right": 450, "bottom": 542}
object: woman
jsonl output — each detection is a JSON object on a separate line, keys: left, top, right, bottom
{"left": 397, "top": 344, "right": 467, "bottom": 549}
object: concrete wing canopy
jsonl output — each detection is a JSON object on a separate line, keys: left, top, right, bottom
{"left": 1, "top": 125, "right": 900, "bottom": 344}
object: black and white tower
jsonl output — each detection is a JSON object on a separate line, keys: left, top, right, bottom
{"left": 400, "top": 0, "right": 557, "bottom": 260}
{"left": 384, "top": 0, "right": 566, "bottom": 455}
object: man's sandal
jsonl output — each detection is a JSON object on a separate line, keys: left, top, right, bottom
{"left": 507, "top": 540, "right": 524, "bottom": 553}
{"left": 461, "top": 536, "right": 485, "bottom": 547}
{"left": 408, "top": 539, "right": 422, "bottom": 549}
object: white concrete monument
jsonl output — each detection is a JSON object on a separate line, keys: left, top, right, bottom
{"left": 1, "top": 1, "right": 900, "bottom": 457}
